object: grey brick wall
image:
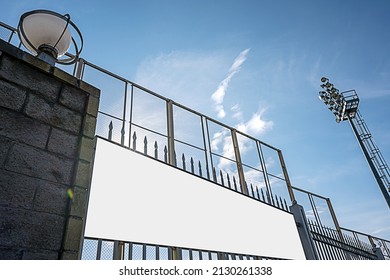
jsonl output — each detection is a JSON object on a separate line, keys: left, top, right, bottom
{"left": 0, "top": 40, "right": 99, "bottom": 259}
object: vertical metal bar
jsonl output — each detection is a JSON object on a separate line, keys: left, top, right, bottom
{"left": 75, "top": 58, "right": 85, "bottom": 80}
{"left": 326, "top": 198, "right": 345, "bottom": 243}
{"left": 308, "top": 194, "right": 322, "bottom": 227}
{"left": 108, "top": 121, "right": 113, "bottom": 141}
{"left": 220, "top": 170, "right": 225, "bottom": 186}
{"left": 142, "top": 244, "right": 147, "bottom": 260}
{"left": 143, "top": 136, "right": 148, "bottom": 155}
{"left": 202, "top": 116, "right": 213, "bottom": 180}
{"left": 323, "top": 227, "right": 337, "bottom": 260}
{"left": 256, "top": 142, "right": 273, "bottom": 202}
{"left": 166, "top": 100, "right": 175, "bottom": 166}
{"left": 155, "top": 246, "right": 160, "bottom": 260}
{"left": 231, "top": 129, "right": 248, "bottom": 195}
{"left": 128, "top": 84, "right": 134, "bottom": 148}
{"left": 7, "top": 30, "right": 15, "bottom": 43}
{"left": 128, "top": 242, "right": 133, "bottom": 260}
{"left": 233, "top": 176, "right": 238, "bottom": 191}
{"left": 352, "top": 232, "right": 363, "bottom": 250}
{"left": 190, "top": 157, "right": 194, "bottom": 174}
{"left": 182, "top": 153, "right": 186, "bottom": 170}
{"left": 154, "top": 141, "right": 158, "bottom": 159}
{"left": 331, "top": 229, "right": 344, "bottom": 260}
{"left": 118, "top": 241, "right": 125, "bottom": 260}
{"left": 96, "top": 239, "right": 102, "bottom": 260}
{"left": 121, "top": 82, "right": 128, "bottom": 146}
{"left": 277, "top": 149, "right": 296, "bottom": 203}
{"left": 171, "top": 247, "right": 181, "bottom": 260}
{"left": 113, "top": 241, "right": 120, "bottom": 260}
{"left": 382, "top": 240, "right": 390, "bottom": 257}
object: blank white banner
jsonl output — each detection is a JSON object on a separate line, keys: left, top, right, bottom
{"left": 84, "top": 138, "right": 305, "bottom": 259}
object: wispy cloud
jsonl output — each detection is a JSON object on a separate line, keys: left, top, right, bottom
{"left": 134, "top": 50, "right": 227, "bottom": 110}
{"left": 211, "top": 108, "right": 273, "bottom": 175}
{"left": 236, "top": 109, "right": 273, "bottom": 136}
{"left": 211, "top": 48, "right": 250, "bottom": 118}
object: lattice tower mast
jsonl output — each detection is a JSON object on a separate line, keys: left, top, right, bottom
{"left": 319, "top": 77, "right": 390, "bottom": 209}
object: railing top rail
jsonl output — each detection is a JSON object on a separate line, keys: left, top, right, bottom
{"left": 0, "top": 21, "right": 17, "bottom": 32}
{"left": 340, "top": 227, "right": 390, "bottom": 244}
{"left": 291, "top": 185, "right": 328, "bottom": 200}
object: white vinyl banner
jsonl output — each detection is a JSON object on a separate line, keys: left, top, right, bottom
{"left": 84, "top": 138, "right": 306, "bottom": 259}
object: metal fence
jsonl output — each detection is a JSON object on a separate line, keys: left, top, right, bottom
{"left": 81, "top": 238, "right": 283, "bottom": 260}
{"left": 292, "top": 186, "right": 390, "bottom": 260}
{"left": 308, "top": 220, "right": 377, "bottom": 260}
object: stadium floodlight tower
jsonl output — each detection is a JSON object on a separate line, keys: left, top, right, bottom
{"left": 319, "top": 77, "right": 390, "bottom": 209}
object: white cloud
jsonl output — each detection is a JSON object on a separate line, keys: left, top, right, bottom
{"left": 231, "top": 104, "right": 243, "bottom": 120}
{"left": 236, "top": 110, "right": 273, "bottom": 136}
{"left": 134, "top": 50, "right": 227, "bottom": 110}
{"left": 210, "top": 131, "right": 226, "bottom": 152}
{"left": 212, "top": 108, "right": 273, "bottom": 173}
{"left": 211, "top": 48, "right": 250, "bottom": 119}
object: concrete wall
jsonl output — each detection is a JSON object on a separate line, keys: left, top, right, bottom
{"left": 0, "top": 39, "right": 99, "bottom": 259}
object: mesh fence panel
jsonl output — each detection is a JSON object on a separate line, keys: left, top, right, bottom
{"left": 100, "top": 241, "right": 114, "bottom": 260}
{"left": 132, "top": 244, "right": 143, "bottom": 260}
{"left": 181, "top": 249, "right": 190, "bottom": 260}
{"left": 159, "top": 247, "right": 169, "bottom": 260}
{"left": 81, "top": 239, "right": 98, "bottom": 260}
{"left": 145, "top": 245, "right": 156, "bottom": 260}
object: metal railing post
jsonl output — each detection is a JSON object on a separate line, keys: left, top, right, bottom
{"left": 277, "top": 149, "right": 296, "bottom": 204}
{"left": 326, "top": 198, "right": 352, "bottom": 259}
{"left": 75, "top": 58, "right": 85, "bottom": 80}
{"left": 289, "top": 203, "right": 318, "bottom": 260}
{"left": 166, "top": 100, "right": 175, "bottom": 166}
{"left": 231, "top": 129, "right": 248, "bottom": 195}
{"left": 368, "top": 236, "right": 385, "bottom": 260}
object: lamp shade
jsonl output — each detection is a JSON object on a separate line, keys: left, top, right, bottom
{"left": 17, "top": 10, "right": 83, "bottom": 65}
{"left": 18, "top": 11, "right": 71, "bottom": 57}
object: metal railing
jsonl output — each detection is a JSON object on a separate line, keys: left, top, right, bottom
{"left": 0, "top": 22, "right": 17, "bottom": 43}
{"left": 291, "top": 186, "right": 390, "bottom": 260}
{"left": 81, "top": 238, "right": 283, "bottom": 260}
{"left": 77, "top": 57, "right": 293, "bottom": 211}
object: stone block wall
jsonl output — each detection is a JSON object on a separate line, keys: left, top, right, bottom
{"left": 0, "top": 39, "right": 99, "bottom": 259}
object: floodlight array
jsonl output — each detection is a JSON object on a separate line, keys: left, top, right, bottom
{"left": 319, "top": 77, "right": 346, "bottom": 123}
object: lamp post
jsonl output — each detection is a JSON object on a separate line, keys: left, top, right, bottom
{"left": 17, "top": 10, "right": 83, "bottom": 65}
{"left": 319, "top": 77, "right": 390, "bottom": 209}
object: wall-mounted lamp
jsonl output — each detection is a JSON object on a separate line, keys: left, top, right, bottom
{"left": 17, "top": 10, "right": 83, "bottom": 66}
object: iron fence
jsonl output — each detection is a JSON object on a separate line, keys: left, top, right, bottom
{"left": 308, "top": 220, "right": 378, "bottom": 260}
{"left": 292, "top": 186, "right": 390, "bottom": 260}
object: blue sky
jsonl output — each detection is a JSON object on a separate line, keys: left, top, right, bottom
{"left": 1, "top": 0, "right": 390, "bottom": 241}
